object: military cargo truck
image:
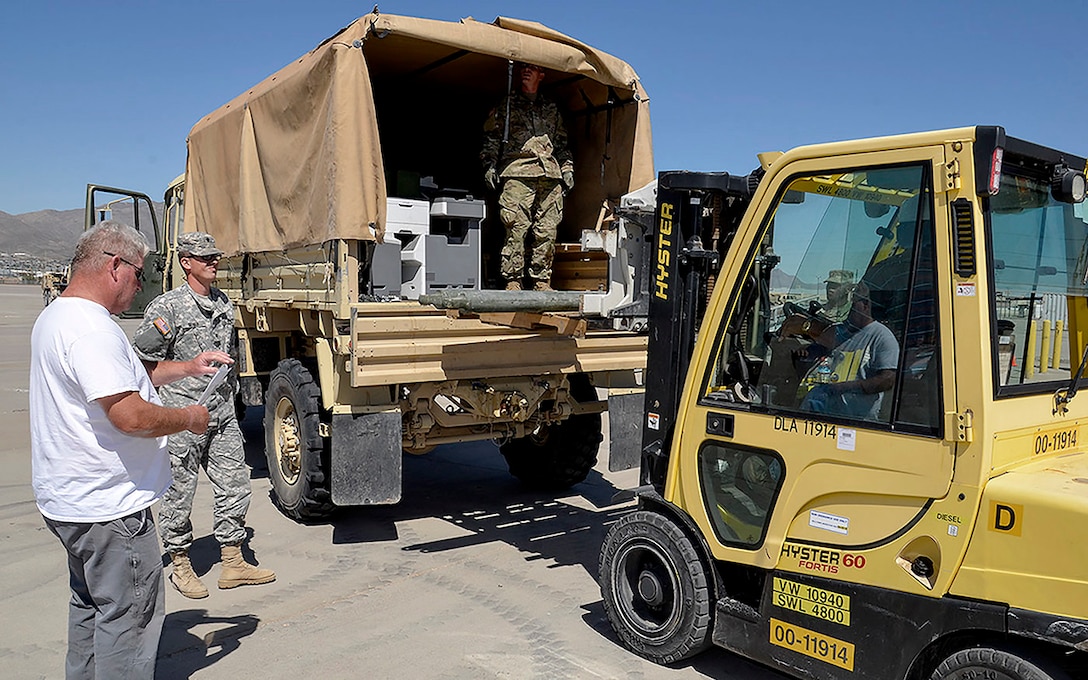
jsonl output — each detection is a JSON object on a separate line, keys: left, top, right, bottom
{"left": 40, "top": 270, "right": 67, "bottom": 306}
{"left": 87, "top": 11, "right": 654, "bottom": 520}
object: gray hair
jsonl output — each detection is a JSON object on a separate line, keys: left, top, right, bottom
{"left": 70, "top": 221, "right": 150, "bottom": 276}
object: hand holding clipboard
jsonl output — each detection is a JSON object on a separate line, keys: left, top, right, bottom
{"left": 197, "top": 364, "right": 232, "bottom": 406}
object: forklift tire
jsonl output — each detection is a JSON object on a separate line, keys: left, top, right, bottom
{"left": 599, "top": 510, "right": 712, "bottom": 665}
{"left": 265, "top": 359, "right": 334, "bottom": 521}
{"left": 499, "top": 375, "right": 601, "bottom": 490}
{"left": 930, "top": 647, "right": 1069, "bottom": 680}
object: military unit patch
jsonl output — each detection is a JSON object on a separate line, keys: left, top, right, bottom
{"left": 152, "top": 317, "right": 171, "bottom": 337}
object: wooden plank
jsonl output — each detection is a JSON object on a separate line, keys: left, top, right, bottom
{"left": 476, "top": 311, "right": 587, "bottom": 337}
{"left": 553, "top": 248, "right": 608, "bottom": 291}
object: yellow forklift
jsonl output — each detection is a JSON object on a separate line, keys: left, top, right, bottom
{"left": 599, "top": 126, "right": 1088, "bottom": 679}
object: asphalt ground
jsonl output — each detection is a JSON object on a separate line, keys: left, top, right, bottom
{"left": 0, "top": 284, "right": 787, "bottom": 679}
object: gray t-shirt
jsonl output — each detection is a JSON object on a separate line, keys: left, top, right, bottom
{"left": 802, "top": 320, "right": 899, "bottom": 420}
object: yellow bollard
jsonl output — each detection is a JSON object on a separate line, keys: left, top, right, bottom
{"left": 1025, "top": 320, "right": 1037, "bottom": 378}
{"left": 1053, "top": 319, "right": 1065, "bottom": 370}
{"left": 1041, "top": 320, "right": 1052, "bottom": 373}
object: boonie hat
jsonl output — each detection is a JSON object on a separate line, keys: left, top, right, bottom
{"left": 177, "top": 232, "right": 223, "bottom": 257}
{"left": 825, "top": 270, "right": 854, "bottom": 284}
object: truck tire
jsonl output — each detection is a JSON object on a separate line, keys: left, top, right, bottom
{"left": 265, "top": 359, "right": 334, "bottom": 521}
{"left": 598, "top": 510, "right": 712, "bottom": 665}
{"left": 499, "top": 375, "right": 601, "bottom": 489}
{"left": 930, "top": 647, "right": 1069, "bottom": 680}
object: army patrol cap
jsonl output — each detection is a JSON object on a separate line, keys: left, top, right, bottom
{"left": 825, "top": 270, "right": 854, "bottom": 284}
{"left": 177, "top": 232, "right": 224, "bottom": 257}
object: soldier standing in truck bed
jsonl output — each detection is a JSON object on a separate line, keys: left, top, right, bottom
{"left": 132, "top": 232, "right": 275, "bottom": 599}
{"left": 481, "top": 61, "right": 574, "bottom": 291}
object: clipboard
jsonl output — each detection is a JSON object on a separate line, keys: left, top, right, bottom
{"left": 197, "top": 364, "right": 231, "bottom": 406}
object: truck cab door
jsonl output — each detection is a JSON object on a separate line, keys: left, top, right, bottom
{"left": 667, "top": 145, "right": 959, "bottom": 592}
{"left": 84, "top": 184, "right": 166, "bottom": 317}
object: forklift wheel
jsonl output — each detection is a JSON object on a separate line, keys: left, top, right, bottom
{"left": 930, "top": 646, "right": 1069, "bottom": 680}
{"left": 599, "top": 511, "right": 712, "bottom": 665}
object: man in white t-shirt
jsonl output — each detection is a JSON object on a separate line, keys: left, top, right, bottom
{"left": 30, "top": 221, "right": 232, "bottom": 680}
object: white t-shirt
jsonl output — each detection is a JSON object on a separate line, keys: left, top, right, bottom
{"left": 30, "top": 297, "right": 172, "bottom": 522}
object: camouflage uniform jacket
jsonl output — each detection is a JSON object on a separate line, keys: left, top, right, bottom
{"left": 481, "top": 91, "right": 572, "bottom": 180}
{"left": 132, "top": 283, "right": 237, "bottom": 412}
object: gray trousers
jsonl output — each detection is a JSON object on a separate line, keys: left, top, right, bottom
{"left": 45, "top": 508, "right": 165, "bottom": 680}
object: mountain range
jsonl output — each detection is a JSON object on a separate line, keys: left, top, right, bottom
{"left": 0, "top": 203, "right": 157, "bottom": 262}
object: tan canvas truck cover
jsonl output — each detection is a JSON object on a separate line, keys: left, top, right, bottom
{"left": 184, "top": 11, "right": 654, "bottom": 256}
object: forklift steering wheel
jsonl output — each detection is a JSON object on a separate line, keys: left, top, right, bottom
{"left": 782, "top": 300, "right": 820, "bottom": 320}
{"left": 778, "top": 301, "right": 822, "bottom": 338}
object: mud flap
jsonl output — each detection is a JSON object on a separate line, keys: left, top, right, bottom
{"left": 330, "top": 411, "right": 403, "bottom": 505}
{"left": 608, "top": 390, "right": 645, "bottom": 472}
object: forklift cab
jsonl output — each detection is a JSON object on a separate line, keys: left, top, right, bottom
{"left": 602, "top": 126, "right": 1088, "bottom": 679}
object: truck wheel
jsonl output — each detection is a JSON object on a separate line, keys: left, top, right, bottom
{"left": 599, "top": 510, "right": 712, "bottom": 665}
{"left": 930, "top": 647, "right": 1069, "bottom": 680}
{"left": 499, "top": 375, "right": 601, "bottom": 489}
{"left": 265, "top": 359, "right": 334, "bottom": 521}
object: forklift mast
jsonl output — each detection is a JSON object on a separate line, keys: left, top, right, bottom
{"left": 640, "top": 171, "right": 759, "bottom": 489}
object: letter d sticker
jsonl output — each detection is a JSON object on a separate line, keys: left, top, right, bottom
{"left": 988, "top": 501, "right": 1023, "bottom": 536}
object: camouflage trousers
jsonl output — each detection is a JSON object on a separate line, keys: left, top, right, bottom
{"left": 158, "top": 409, "right": 251, "bottom": 554}
{"left": 498, "top": 177, "right": 564, "bottom": 283}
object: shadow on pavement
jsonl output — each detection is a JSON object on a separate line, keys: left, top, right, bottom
{"left": 238, "top": 407, "right": 269, "bottom": 480}
{"left": 157, "top": 610, "right": 259, "bottom": 679}
{"left": 578, "top": 601, "right": 788, "bottom": 679}
{"left": 317, "top": 440, "right": 633, "bottom": 579}
{"left": 229, "top": 405, "right": 788, "bottom": 678}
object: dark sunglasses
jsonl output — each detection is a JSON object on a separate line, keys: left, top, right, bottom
{"left": 188, "top": 254, "right": 221, "bottom": 264}
{"left": 103, "top": 251, "right": 144, "bottom": 281}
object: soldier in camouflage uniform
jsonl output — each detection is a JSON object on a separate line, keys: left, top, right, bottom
{"left": 820, "top": 270, "right": 856, "bottom": 323}
{"left": 481, "top": 61, "right": 574, "bottom": 291}
{"left": 132, "top": 232, "right": 275, "bottom": 599}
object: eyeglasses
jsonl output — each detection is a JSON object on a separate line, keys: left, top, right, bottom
{"left": 187, "top": 254, "right": 221, "bottom": 264}
{"left": 103, "top": 251, "right": 144, "bottom": 281}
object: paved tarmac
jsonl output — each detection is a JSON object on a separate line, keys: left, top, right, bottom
{"left": 0, "top": 284, "right": 786, "bottom": 679}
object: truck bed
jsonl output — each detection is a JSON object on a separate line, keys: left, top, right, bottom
{"left": 350, "top": 302, "right": 646, "bottom": 387}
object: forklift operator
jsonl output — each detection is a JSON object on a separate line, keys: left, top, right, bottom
{"left": 780, "top": 282, "right": 899, "bottom": 419}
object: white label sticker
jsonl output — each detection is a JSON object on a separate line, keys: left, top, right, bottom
{"left": 647, "top": 413, "right": 660, "bottom": 430}
{"left": 948, "top": 524, "right": 959, "bottom": 537}
{"left": 837, "top": 428, "right": 856, "bottom": 451}
{"left": 809, "top": 510, "right": 850, "bottom": 535}
{"left": 956, "top": 283, "right": 976, "bottom": 297}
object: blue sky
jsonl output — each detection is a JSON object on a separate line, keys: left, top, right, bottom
{"left": 2, "top": 0, "right": 1085, "bottom": 214}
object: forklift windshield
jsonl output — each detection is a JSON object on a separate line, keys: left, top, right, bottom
{"left": 704, "top": 162, "right": 941, "bottom": 434}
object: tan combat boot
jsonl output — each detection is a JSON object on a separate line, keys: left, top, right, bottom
{"left": 169, "top": 551, "right": 209, "bottom": 599}
{"left": 532, "top": 280, "right": 553, "bottom": 292}
{"left": 218, "top": 544, "right": 276, "bottom": 589}
{"left": 505, "top": 279, "right": 522, "bottom": 291}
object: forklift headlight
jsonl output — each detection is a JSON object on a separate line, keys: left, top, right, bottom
{"left": 1052, "top": 168, "right": 1086, "bottom": 203}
